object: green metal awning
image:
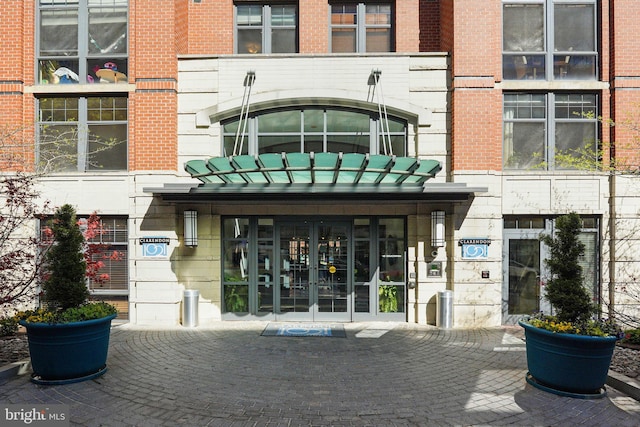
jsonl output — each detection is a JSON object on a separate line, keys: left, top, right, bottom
{"left": 144, "top": 152, "right": 488, "bottom": 202}
{"left": 184, "top": 152, "right": 442, "bottom": 185}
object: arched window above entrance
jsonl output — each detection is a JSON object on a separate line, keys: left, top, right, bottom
{"left": 221, "top": 107, "right": 407, "bottom": 157}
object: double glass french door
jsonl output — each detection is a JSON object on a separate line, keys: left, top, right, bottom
{"left": 277, "top": 221, "right": 351, "bottom": 321}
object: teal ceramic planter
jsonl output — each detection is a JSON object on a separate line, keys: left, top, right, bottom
{"left": 20, "top": 314, "right": 116, "bottom": 385}
{"left": 519, "top": 320, "right": 617, "bottom": 398}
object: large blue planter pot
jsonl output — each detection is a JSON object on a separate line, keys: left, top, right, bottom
{"left": 20, "top": 314, "right": 116, "bottom": 385}
{"left": 519, "top": 320, "right": 617, "bottom": 398}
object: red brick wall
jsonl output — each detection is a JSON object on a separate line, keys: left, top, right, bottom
{"left": 0, "top": 0, "right": 35, "bottom": 171}
{"left": 419, "top": 0, "right": 440, "bottom": 52}
{"left": 610, "top": 0, "right": 640, "bottom": 170}
{"left": 448, "top": 0, "right": 502, "bottom": 171}
{"left": 396, "top": 0, "right": 419, "bottom": 52}
{"left": 130, "top": 0, "right": 178, "bottom": 171}
{"left": 300, "top": 1, "right": 329, "bottom": 53}
{"left": 182, "top": 0, "right": 233, "bottom": 54}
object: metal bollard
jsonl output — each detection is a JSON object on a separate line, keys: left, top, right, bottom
{"left": 437, "top": 290, "right": 453, "bottom": 328}
{"left": 182, "top": 289, "right": 199, "bottom": 327}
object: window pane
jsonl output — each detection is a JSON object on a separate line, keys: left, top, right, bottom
{"left": 365, "top": 5, "right": 391, "bottom": 25}
{"left": 238, "top": 29, "right": 262, "bottom": 54}
{"left": 39, "top": 124, "right": 78, "bottom": 172}
{"left": 40, "top": 9, "right": 79, "bottom": 56}
{"left": 303, "top": 109, "right": 324, "bottom": 132}
{"left": 39, "top": 97, "right": 79, "bottom": 122}
{"left": 331, "top": 28, "right": 356, "bottom": 53}
{"left": 87, "top": 97, "right": 128, "bottom": 121}
{"left": 39, "top": 60, "right": 80, "bottom": 85}
{"left": 503, "top": 122, "right": 545, "bottom": 169}
{"left": 554, "top": 94, "right": 596, "bottom": 119}
{"left": 88, "top": 7, "right": 127, "bottom": 55}
{"left": 259, "top": 110, "right": 300, "bottom": 133}
{"left": 554, "top": 122, "right": 596, "bottom": 170}
{"left": 366, "top": 28, "right": 390, "bottom": 52}
{"left": 554, "top": 4, "right": 595, "bottom": 52}
{"left": 331, "top": 5, "right": 357, "bottom": 25}
{"left": 504, "top": 93, "right": 546, "bottom": 119}
{"left": 87, "top": 124, "right": 127, "bottom": 170}
{"left": 385, "top": 135, "right": 406, "bottom": 157}
{"left": 236, "top": 5, "right": 262, "bottom": 26}
{"left": 503, "top": 4, "right": 544, "bottom": 52}
{"left": 327, "top": 135, "right": 369, "bottom": 154}
{"left": 259, "top": 136, "right": 300, "bottom": 154}
{"left": 271, "top": 5, "right": 296, "bottom": 26}
{"left": 272, "top": 29, "right": 296, "bottom": 53}
{"left": 503, "top": 54, "right": 545, "bottom": 80}
{"left": 554, "top": 55, "right": 595, "bottom": 80}
{"left": 304, "top": 137, "right": 324, "bottom": 154}
{"left": 326, "top": 110, "right": 369, "bottom": 132}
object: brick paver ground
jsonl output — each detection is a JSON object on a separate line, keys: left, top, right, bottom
{"left": 1, "top": 322, "right": 639, "bottom": 426}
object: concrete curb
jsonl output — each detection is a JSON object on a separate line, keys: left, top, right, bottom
{"left": 607, "top": 371, "right": 640, "bottom": 402}
{"left": 0, "top": 359, "right": 31, "bottom": 383}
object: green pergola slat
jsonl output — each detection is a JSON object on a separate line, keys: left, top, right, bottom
{"left": 285, "top": 152, "right": 311, "bottom": 184}
{"left": 185, "top": 152, "right": 441, "bottom": 189}
{"left": 380, "top": 157, "right": 419, "bottom": 184}
{"left": 232, "top": 155, "right": 269, "bottom": 183}
{"left": 258, "top": 153, "right": 289, "bottom": 183}
{"left": 402, "top": 159, "right": 442, "bottom": 183}
{"left": 207, "top": 157, "right": 246, "bottom": 183}
{"left": 337, "top": 153, "right": 366, "bottom": 183}
{"left": 312, "top": 152, "right": 340, "bottom": 183}
{"left": 184, "top": 159, "right": 225, "bottom": 183}
{"left": 360, "top": 154, "right": 394, "bottom": 184}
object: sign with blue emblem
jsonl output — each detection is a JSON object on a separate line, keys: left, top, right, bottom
{"left": 459, "top": 238, "right": 491, "bottom": 259}
{"left": 140, "top": 237, "right": 170, "bottom": 257}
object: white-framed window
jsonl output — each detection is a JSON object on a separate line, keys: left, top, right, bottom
{"left": 502, "top": 0, "right": 597, "bottom": 80}
{"left": 503, "top": 93, "right": 598, "bottom": 170}
{"left": 330, "top": 2, "right": 392, "bottom": 53}
{"left": 222, "top": 107, "right": 407, "bottom": 157}
{"left": 38, "top": 0, "right": 128, "bottom": 85}
{"left": 37, "top": 96, "right": 128, "bottom": 172}
{"left": 235, "top": 3, "right": 297, "bottom": 54}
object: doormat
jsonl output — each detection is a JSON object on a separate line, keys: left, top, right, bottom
{"left": 261, "top": 323, "right": 346, "bottom": 338}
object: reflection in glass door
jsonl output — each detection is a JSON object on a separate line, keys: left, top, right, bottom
{"left": 503, "top": 230, "right": 550, "bottom": 324}
{"left": 277, "top": 221, "right": 351, "bottom": 321}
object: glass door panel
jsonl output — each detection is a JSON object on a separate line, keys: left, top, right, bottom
{"left": 503, "top": 231, "right": 550, "bottom": 324}
{"left": 279, "top": 224, "right": 311, "bottom": 316}
{"left": 315, "top": 223, "right": 349, "bottom": 318}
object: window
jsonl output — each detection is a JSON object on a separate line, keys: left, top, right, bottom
{"left": 38, "top": 0, "right": 128, "bottom": 85}
{"left": 235, "top": 3, "right": 297, "bottom": 54}
{"left": 38, "top": 96, "right": 128, "bottom": 172}
{"left": 222, "top": 107, "right": 406, "bottom": 156}
{"left": 39, "top": 215, "right": 128, "bottom": 294}
{"left": 83, "top": 217, "right": 129, "bottom": 293}
{"left": 330, "top": 3, "right": 392, "bottom": 53}
{"left": 503, "top": 93, "right": 597, "bottom": 170}
{"left": 502, "top": 1, "right": 596, "bottom": 80}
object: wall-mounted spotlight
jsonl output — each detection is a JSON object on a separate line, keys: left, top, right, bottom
{"left": 431, "top": 210, "right": 445, "bottom": 247}
{"left": 184, "top": 210, "right": 198, "bottom": 247}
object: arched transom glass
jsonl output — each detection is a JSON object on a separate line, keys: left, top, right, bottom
{"left": 222, "top": 107, "right": 407, "bottom": 157}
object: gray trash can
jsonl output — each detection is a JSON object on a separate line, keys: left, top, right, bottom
{"left": 437, "top": 290, "right": 453, "bottom": 329}
{"left": 182, "top": 289, "right": 199, "bottom": 327}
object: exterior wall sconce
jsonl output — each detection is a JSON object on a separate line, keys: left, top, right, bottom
{"left": 431, "top": 210, "right": 445, "bottom": 247}
{"left": 184, "top": 210, "right": 198, "bottom": 247}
